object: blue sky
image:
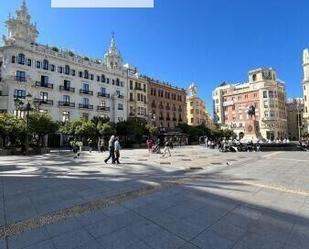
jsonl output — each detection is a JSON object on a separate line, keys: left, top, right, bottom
{"left": 1, "top": 0, "right": 308, "bottom": 112}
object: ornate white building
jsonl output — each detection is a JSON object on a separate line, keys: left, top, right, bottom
{"left": 303, "top": 48, "right": 309, "bottom": 134}
{"left": 0, "top": 1, "right": 128, "bottom": 123}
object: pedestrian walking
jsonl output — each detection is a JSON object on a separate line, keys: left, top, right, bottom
{"left": 114, "top": 137, "right": 121, "bottom": 164}
{"left": 104, "top": 135, "right": 115, "bottom": 164}
{"left": 161, "top": 137, "right": 171, "bottom": 158}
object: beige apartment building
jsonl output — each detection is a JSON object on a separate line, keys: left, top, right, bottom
{"left": 213, "top": 68, "right": 287, "bottom": 140}
{"left": 186, "top": 83, "right": 213, "bottom": 127}
{"left": 126, "top": 66, "right": 148, "bottom": 119}
{"left": 303, "top": 49, "right": 309, "bottom": 134}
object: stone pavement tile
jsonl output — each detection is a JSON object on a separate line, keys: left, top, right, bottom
{"left": 161, "top": 219, "right": 205, "bottom": 241}
{"left": 0, "top": 239, "right": 6, "bottom": 249}
{"left": 210, "top": 221, "right": 247, "bottom": 242}
{"left": 127, "top": 220, "right": 163, "bottom": 239}
{"left": 45, "top": 216, "right": 83, "bottom": 237}
{"left": 232, "top": 231, "right": 284, "bottom": 249}
{"left": 178, "top": 243, "right": 200, "bottom": 249}
{"left": 141, "top": 229, "right": 186, "bottom": 249}
{"left": 51, "top": 228, "right": 94, "bottom": 249}
{"left": 85, "top": 214, "right": 137, "bottom": 239}
{"left": 96, "top": 226, "right": 141, "bottom": 249}
{"left": 7, "top": 227, "right": 50, "bottom": 249}
{"left": 76, "top": 209, "right": 108, "bottom": 226}
{"left": 5, "top": 196, "right": 37, "bottom": 223}
{"left": 247, "top": 214, "right": 294, "bottom": 241}
{"left": 125, "top": 241, "right": 152, "bottom": 249}
{"left": 23, "top": 240, "right": 55, "bottom": 249}
{"left": 71, "top": 239, "right": 102, "bottom": 249}
{"left": 191, "top": 229, "right": 234, "bottom": 249}
{"left": 282, "top": 243, "right": 307, "bottom": 249}
{"left": 285, "top": 224, "right": 309, "bottom": 248}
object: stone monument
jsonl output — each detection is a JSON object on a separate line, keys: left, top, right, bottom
{"left": 241, "top": 105, "right": 263, "bottom": 142}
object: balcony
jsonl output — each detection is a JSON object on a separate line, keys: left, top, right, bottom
{"left": 13, "top": 95, "right": 26, "bottom": 99}
{"left": 79, "top": 89, "right": 93, "bottom": 95}
{"left": 79, "top": 104, "right": 94, "bottom": 110}
{"left": 15, "top": 76, "right": 27, "bottom": 82}
{"left": 35, "top": 81, "right": 54, "bottom": 89}
{"left": 97, "top": 106, "right": 110, "bottom": 112}
{"left": 34, "top": 98, "right": 53, "bottom": 105}
{"left": 118, "top": 94, "right": 124, "bottom": 99}
{"left": 58, "top": 101, "right": 75, "bottom": 108}
{"left": 59, "top": 85, "right": 75, "bottom": 93}
{"left": 135, "top": 86, "right": 143, "bottom": 91}
{"left": 97, "top": 92, "right": 110, "bottom": 98}
{"left": 173, "top": 117, "right": 177, "bottom": 121}
{"left": 166, "top": 106, "right": 171, "bottom": 111}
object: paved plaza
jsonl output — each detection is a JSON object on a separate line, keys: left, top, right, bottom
{"left": 0, "top": 146, "right": 309, "bottom": 249}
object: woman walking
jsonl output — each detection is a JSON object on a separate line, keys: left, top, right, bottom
{"left": 114, "top": 137, "right": 121, "bottom": 164}
{"left": 104, "top": 135, "right": 115, "bottom": 164}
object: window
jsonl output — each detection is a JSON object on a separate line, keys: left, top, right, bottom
{"left": 269, "top": 91, "right": 274, "bottom": 98}
{"left": 17, "top": 54, "right": 25, "bottom": 65}
{"left": 97, "top": 75, "right": 100, "bottom": 82}
{"left": 130, "top": 81, "right": 133, "bottom": 90}
{"left": 71, "top": 69, "right": 76, "bottom": 76}
{"left": 82, "top": 98, "right": 89, "bottom": 106}
{"left": 14, "top": 89, "right": 26, "bottom": 98}
{"left": 79, "top": 71, "right": 83, "bottom": 78}
{"left": 58, "top": 66, "right": 63, "bottom": 74}
{"left": 112, "top": 79, "right": 115, "bottom": 85}
{"left": 27, "top": 59, "right": 32, "bottom": 67}
{"left": 62, "top": 111, "right": 70, "bottom": 122}
{"left": 41, "top": 75, "right": 49, "bottom": 84}
{"left": 84, "top": 70, "right": 89, "bottom": 79}
{"left": 100, "top": 87, "right": 106, "bottom": 94}
{"left": 191, "top": 118, "right": 194, "bottom": 124}
{"left": 65, "top": 65, "right": 70, "bottom": 75}
{"left": 263, "top": 91, "right": 267, "bottom": 98}
{"left": 11, "top": 56, "right": 16, "bottom": 63}
{"left": 106, "top": 78, "right": 110, "bottom": 84}
{"left": 50, "top": 64, "right": 55, "bottom": 72}
{"left": 64, "top": 80, "right": 70, "bottom": 89}
{"left": 116, "top": 78, "right": 120, "bottom": 86}
{"left": 63, "top": 95, "right": 70, "bottom": 103}
{"left": 130, "top": 92, "right": 133, "bottom": 101}
{"left": 40, "top": 92, "right": 48, "bottom": 101}
{"left": 252, "top": 74, "right": 257, "bottom": 81}
{"left": 16, "top": 71, "right": 26, "bottom": 82}
{"left": 43, "top": 59, "right": 49, "bottom": 70}
{"left": 118, "top": 103, "right": 124, "bottom": 110}
{"left": 101, "top": 74, "right": 106, "bottom": 83}
{"left": 90, "top": 74, "right": 94, "bottom": 80}
{"left": 36, "top": 61, "right": 41, "bottom": 69}
{"left": 82, "top": 83, "right": 89, "bottom": 91}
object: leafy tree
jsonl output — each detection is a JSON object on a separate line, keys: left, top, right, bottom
{"left": 0, "top": 114, "right": 25, "bottom": 147}
{"left": 28, "top": 113, "right": 58, "bottom": 147}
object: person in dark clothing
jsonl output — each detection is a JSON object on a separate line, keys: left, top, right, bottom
{"left": 104, "top": 135, "right": 115, "bottom": 164}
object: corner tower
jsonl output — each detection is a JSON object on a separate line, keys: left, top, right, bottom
{"left": 104, "top": 33, "right": 123, "bottom": 70}
{"left": 3, "top": 0, "right": 39, "bottom": 46}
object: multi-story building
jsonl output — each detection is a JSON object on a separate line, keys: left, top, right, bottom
{"left": 0, "top": 1, "right": 127, "bottom": 122}
{"left": 286, "top": 98, "right": 304, "bottom": 140}
{"left": 126, "top": 66, "right": 148, "bottom": 119}
{"left": 213, "top": 68, "right": 287, "bottom": 140}
{"left": 186, "top": 83, "right": 213, "bottom": 127}
{"left": 302, "top": 49, "right": 309, "bottom": 134}
{"left": 146, "top": 77, "right": 187, "bottom": 129}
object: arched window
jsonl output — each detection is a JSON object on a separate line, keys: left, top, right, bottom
{"left": 17, "top": 54, "right": 25, "bottom": 65}
{"left": 84, "top": 70, "right": 89, "bottom": 79}
{"left": 43, "top": 59, "right": 49, "bottom": 70}
{"left": 65, "top": 65, "right": 70, "bottom": 75}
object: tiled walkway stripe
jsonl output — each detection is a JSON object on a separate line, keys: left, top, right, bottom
{"left": 0, "top": 180, "right": 180, "bottom": 239}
